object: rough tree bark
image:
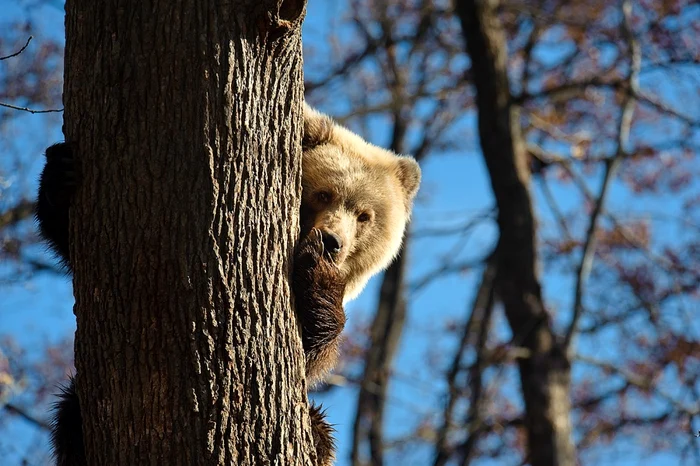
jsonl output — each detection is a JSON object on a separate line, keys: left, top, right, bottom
{"left": 455, "top": 1, "right": 576, "bottom": 465}
{"left": 63, "top": 0, "right": 314, "bottom": 464}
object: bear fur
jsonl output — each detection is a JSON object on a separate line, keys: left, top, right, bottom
{"left": 36, "top": 104, "right": 420, "bottom": 466}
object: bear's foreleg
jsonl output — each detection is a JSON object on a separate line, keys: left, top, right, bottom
{"left": 293, "top": 228, "right": 347, "bottom": 383}
{"left": 293, "top": 229, "right": 346, "bottom": 465}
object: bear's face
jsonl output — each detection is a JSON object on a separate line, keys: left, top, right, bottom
{"left": 302, "top": 105, "right": 421, "bottom": 301}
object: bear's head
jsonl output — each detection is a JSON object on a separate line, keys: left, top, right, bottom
{"left": 301, "top": 104, "right": 421, "bottom": 301}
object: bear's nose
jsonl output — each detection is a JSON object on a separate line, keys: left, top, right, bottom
{"left": 321, "top": 231, "right": 343, "bottom": 255}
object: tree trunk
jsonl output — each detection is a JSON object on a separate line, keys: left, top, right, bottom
{"left": 63, "top": 0, "right": 313, "bottom": 464}
{"left": 455, "top": 1, "right": 576, "bottom": 465}
{"left": 351, "top": 251, "right": 407, "bottom": 466}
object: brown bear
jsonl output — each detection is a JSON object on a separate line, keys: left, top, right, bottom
{"left": 296, "top": 105, "right": 420, "bottom": 464}
{"left": 36, "top": 104, "right": 420, "bottom": 466}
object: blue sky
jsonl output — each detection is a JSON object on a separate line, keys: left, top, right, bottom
{"left": 1, "top": 0, "right": 698, "bottom": 465}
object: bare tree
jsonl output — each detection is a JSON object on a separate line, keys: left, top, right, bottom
{"left": 305, "top": 1, "right": 699, "bottom": 465}
{"left": 454, "top": 1, "right": 576, "bottom": 464}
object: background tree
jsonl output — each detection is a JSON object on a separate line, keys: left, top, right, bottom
{"left": 304, "top": 1, "right": 699, "bottom": 465}
{"left": 2, "top": 0, "right": 699, "bottom": 465}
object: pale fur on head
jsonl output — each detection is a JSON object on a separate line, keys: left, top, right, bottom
{"left": 302, "top": 103, "right": 421, "bottom": 302}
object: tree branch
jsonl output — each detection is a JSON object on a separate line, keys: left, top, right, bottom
{"left": 565, "top": 0, "right": 641, "bottom": 349}
{"left": 3, "top": 403, "right": 51, "bottom": 431}
{"left": 0, "top": 199, "right": 36, "bottom": 229}
{"left": 0, "top": 102, "right": 64, "bottom": 114}
{"left": 516, "top": 77, "right": 624, "bottom": 104}
{"left": 432, "top": 259, "right": 497, "bottom": 466}
{"left": 0, "top": 36, "right": 32, "bottom": 61}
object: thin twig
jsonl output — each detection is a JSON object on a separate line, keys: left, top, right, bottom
{"left": 632, "top": 89, "right": 699, "bottom": 127}
{"left": 537, "top": 176, "right": 572, "bottom": 241}
{"left": 410, "top": 255, "right": 488, "bottom": 293}
{"left": 0, "top": 36, "right": 32, "bottom": 61}
{"left": 515, "top": 76, "right": 624, "bottom": 104}
{"left": 3, "top": 403, "right": 51, "bottom": 431}
{"left": 0, "top": 199, "right": 35, "bottom": 229}
{"left": 0, "top": 102, "right": 64, "bottom": 114}
{"left": 305, "top": 39, "right": 379, "bottom": 93}
{"left": 411, "top": 209, "right": 495, "bottom": 238}
{"left": 575, "top": 355, "right": 700, "bottom": 415}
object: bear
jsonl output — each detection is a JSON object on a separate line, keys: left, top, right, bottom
{"left": 36, "top": 103, "right": 420, "bottom": 466}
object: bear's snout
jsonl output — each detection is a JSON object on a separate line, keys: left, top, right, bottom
{"left": 321, "top": 230, "right": 343, "bottom": 256}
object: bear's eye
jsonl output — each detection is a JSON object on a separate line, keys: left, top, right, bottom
{"left": 357, "top": 212, "right": 371, "bottom": 223}
{"left": 316, "top": 191, "right": 332, "bottom": 204}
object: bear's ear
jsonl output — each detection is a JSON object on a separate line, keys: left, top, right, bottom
{"left": 396, "top": 156, "right": 421, "bottom": 202}
{"left": 303, "top": 103, "right": 334, "bottom": 150}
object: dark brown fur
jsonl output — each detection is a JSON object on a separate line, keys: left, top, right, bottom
{"left": 294, "top": 229, "right": 347, "bottom": 382}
